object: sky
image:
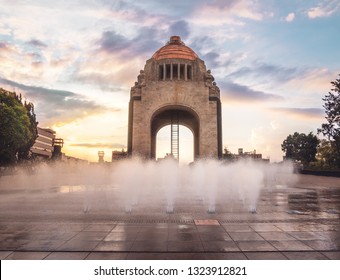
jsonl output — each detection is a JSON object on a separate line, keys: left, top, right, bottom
{"left": 0, "top": 0, "right": 339, "bottom": 163}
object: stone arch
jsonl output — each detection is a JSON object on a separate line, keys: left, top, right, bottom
{"left": 127, "top": 36, "right": 222, "bottom": 160}
{"left": 150, "top": 105, "right": 200, "bottom": 160}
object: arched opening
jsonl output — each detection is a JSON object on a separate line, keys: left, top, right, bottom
{"left": 156, "top": 125, "right": 194, "bottom": 164}
{"left": 151, "top": 106, "right": 200, "bottom": 161}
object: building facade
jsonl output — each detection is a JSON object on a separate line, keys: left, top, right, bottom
{"left": 128, "top": 36, "right": 222, "bottom": 160}
{"left": 30, "top": 127, "right": 56, "bottom": 158}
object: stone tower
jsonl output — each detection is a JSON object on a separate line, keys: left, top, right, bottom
{"left": 127, "top": 36, "right": 222, "bottom": 160}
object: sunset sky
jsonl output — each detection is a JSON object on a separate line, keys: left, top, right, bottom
{"left": 1, "top": 0, "right": 339, "bottom": 163}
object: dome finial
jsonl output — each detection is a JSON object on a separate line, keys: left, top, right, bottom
{"left": 169, "top": 36, "right": 182, "bottom": 45}
{"left": 152, "top": 36, "right": 197, "bottom": 60}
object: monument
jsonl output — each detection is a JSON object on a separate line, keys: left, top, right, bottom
{"left": 127, "top": 36, "right": 222, "bottom": 160}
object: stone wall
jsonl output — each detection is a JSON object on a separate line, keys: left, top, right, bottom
{"left": 128, "top": 56, "right": 222, "bottom": 160}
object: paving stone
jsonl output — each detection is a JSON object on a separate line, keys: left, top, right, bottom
{"left": 320, "top": 251, "right": 340, "bottom": 260}
{"left": 202, "top": 241, "right": 240, "bottom": 252}
{"left": 168, "top": 232, "right": 201, "bottom": 241}
{"left": 131, "top": 241, "right": 167, "bottom": 251}
{"left": 286, "top": 231, "right": 328, "bottom": 241}
{"left": 5, "top": 251, "right": 50, "bottom": 260}
{"left": 283, "top": 251, "right": 328, "bottom": 260}
{"left": 57, "top": 240, "right": 100, "bottom": 251}
{"left": 270, "top": 240, "right": 314, "bottom": 251}
{"left": 0, "top": 251, "right": 13, "bottom": 260}
{"left": 203, "top": 252, "right": 247, "bottom": 260}
{"left": 110, "top": 225, "right": 140, "bottom": 233}
{"left": 258, "top": 232, "right": 297, "bottom": 241}
{"left": 70, "top": 231, "right": 108, "bottom": 241}
{"left": 44, "top": 252, "right": 89, "bottom": 260}
{"left": 167, "top": 241, "right": 204, "bottom": 252}
{"left": 168, "top": 224, "right": 197, "bottom": 233}
{"left": 196, "top": 226, "right": 226, "bottom": 233}
{"left": 17, "top": 240, "right": 65, "bottom": 251}
{"left": 127, "top": 252, "right": 206, "bottom": 260}
{"left": 84, "top": 224, "right": 116, "bottom": 232}
{"left": 86, "top": 252, "right": 128, "bottom": 260}
{"left": 245, "top": 252, "right": 287, "bottom": 260}
{"left": 303, "top": 240, "right": 340, "bottom": 251}
{"left": 95, "top": 241, "right": 133, "bottom": 251}
{"left": 249, "top": 224, "right": 283, "bottom": 232}
{"left": 199, "top": 232, "right": 232, "bottom": 241}
{"left": 223, "top": 224, "right": 255, "bottom": 232}
{"left": 237, "top": 241, "right": 277, "bottom": 251}
{"left": 104, "top": 232, "right": 138, "bottom": 241}
{"left": 229, "top": 232, "right": 265, "bottom": 241}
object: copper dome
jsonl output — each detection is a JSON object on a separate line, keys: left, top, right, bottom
{"left": 152, "top": 36, "right": 198, "bottom": 61}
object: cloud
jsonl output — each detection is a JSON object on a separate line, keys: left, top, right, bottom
{"left": 307, "top": 1, "right": 340, "bottom": 18}
{"left": 201, "top": 51, "right": 220, "bottom": 68}
{"left": 104, "top": 0, "right": 166, "bottom": 25}
{"left": 0, "top": 77, "right": 117, "bottom": 125}
{"left": 26, "top": 39, "right": 48, "bottom": 48}
{"left": 191, "top": 0, "right": 266, "bottom": 25}
{"left": 72, "top": 26, "right": 164, "bottom": 87}
{"left": 0, "top": 41, "right": 11, "bottom": 52}
{"left": 97, "top": 27, "right": 162, "bottom": 57}
{"left": 285, "top": 68, "right": 338, "bottom": 101}
{"left": 168, "top": 20, "right": 190, "bottom": 39}
{"left": 98, "top": 31, "right": 130, "bottom": 53}
{"left": 189, "top": 36, "right": 247, "bottom": 70}
{"left": 0, "top": 23, "right": 12, "bottom": 36}
{"left": 74, "top": 72, "right": 125, "bottom": 92}
{"left": 285, "top": 12, "right": 295, "bottom": 22}
{"left": 227, "top": 62, "right": 308, "bottom": 85}
{"left": 188, "top": 36, "right": 214, "bottom": 54}
{"left": 70, "top": 142, "right": 126, "bottom": 149}
{"left": 220, "top": 81, "right": 284, "bottom": 103}
{"left": 271, "top": 107, "right": 324, "bottom": 119}
{"left": 0, "top": 37, "right": 78, "bottom": 84}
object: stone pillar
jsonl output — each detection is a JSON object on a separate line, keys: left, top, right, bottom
{"left": 170, "top": 63, "right": 173, "bottom": 80}
{"left": 178, "top": 63, "right": 180, "bottom": 80}
{"left": 163, "top": 64, "right": 166, "bottom": 80}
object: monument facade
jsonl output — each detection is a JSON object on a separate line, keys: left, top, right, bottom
{"left": 128, "top": 36, "right": 222, "bottom": 160}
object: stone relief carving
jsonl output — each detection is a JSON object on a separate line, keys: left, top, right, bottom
{"left": 137, "top": 70, "right": 146, "bottom": 87}
{"left": 131, "top": 70, "right": 146, "bottom": 97}
{"left": 210, "top": 81, "right": 220, "bottom": 97}
{"left": 205, "top": 69, "right": 220, "bottom": 97}
{"left": 131, "top": 81, "right": 140, "bottom": 97}
{"left": 204, "top": 69, "right": 214, "bottom": 87}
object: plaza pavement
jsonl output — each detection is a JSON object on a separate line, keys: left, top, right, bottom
{"left": 0, "top": 174, "right": 339, "bottom": 260}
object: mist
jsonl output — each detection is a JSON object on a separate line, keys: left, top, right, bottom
{"left": 0, "top": 159, "right": 296, "bottom": 215}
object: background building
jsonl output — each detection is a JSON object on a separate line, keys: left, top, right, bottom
{"left": 234, "top": 148, "right": 270, "bottom": 163}
{"left": 30, "top": 127, "right": 56, "bottom": 159}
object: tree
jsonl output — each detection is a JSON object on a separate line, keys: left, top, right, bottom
{"left": 222, "top": 147, "right": 234, "bottom": 161}
{"left": 316, "top": 139, "right": 337, "bottom": 168}
{"left": 318, "top": 75, "right": 340, "bottom": 167}
{"left": 0, "top": 88, "right": 38, "bottom": 165}
{"left": 281, "top": 132, "right": 319, "bottom": 165}
{"left": 17, "top": 101, "right": 38, "bottom": 161}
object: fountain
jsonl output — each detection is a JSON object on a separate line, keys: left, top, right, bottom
{"left": 0, "top": 158, "right": 296, "bottom": 218}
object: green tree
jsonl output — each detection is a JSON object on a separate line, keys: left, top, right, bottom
{"left": 222, "top": 147, "right": 234, "bottom": 161}
{"left": 281, "top": 132, "right": 319, "bottom": 165}
{"left": 316, "top": 139, "right": 337, "bottom": 168}
{"left": 17, "top": 101, "right": 38, "bottom": 161}
{"left": 318, "top": 75, "right": 340, "bottom": 167}
{"left": 0, "top": 88, "right": 38, "bottom": 165}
